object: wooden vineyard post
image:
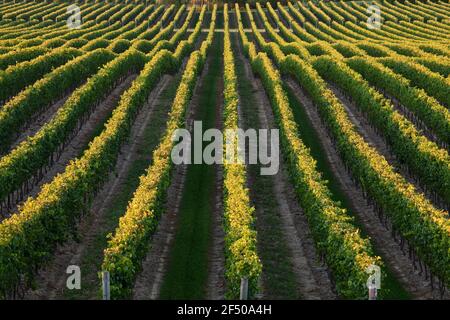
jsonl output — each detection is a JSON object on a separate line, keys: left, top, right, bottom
{"left": 240, "top": 278, "right": 248, "bottom": 300}
{"left": 366, "top": 264, "right": 380, "bottom": 300}
{"left": 368, "top": 286, "right": 377, "bottom": 300}
{"left": 102, "top": 271, "right": 110, "bottom": 300}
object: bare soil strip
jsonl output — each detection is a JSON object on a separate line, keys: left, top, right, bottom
{"left": 205, "top": 159, "right": 225, "bottom": 300}
{"left": 235, "top": 33, "right": 336, "bottom": 300}
{"left": 252, "top": 8, "right": 265, "bottom": 30}
{"left": 2, "top": 75, "right": 136, "bottom": 221}
{"left": 23, "top": 74, "right": 168, "bottom": 299}
{"left": 206, "top": 55, "right": 225, "bottom": 301}
{"left": 286, "top": 78, "right": 449, "bottom": 299}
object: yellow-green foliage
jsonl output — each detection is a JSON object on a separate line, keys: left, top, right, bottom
{"left": 222, "top": 4, "right": 262, "bottom": 299}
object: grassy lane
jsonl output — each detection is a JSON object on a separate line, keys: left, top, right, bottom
{"left": 159, "top": 36, "right": 223, "bottom": 300}
{"left": 232, "top": 36, "right": 298, "bottom": 299}
{"left": 63, "top": 74, "right": 183, "bottom": 299}
{"left": 284, "top": 85, "right": 410, "bottom": 300}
